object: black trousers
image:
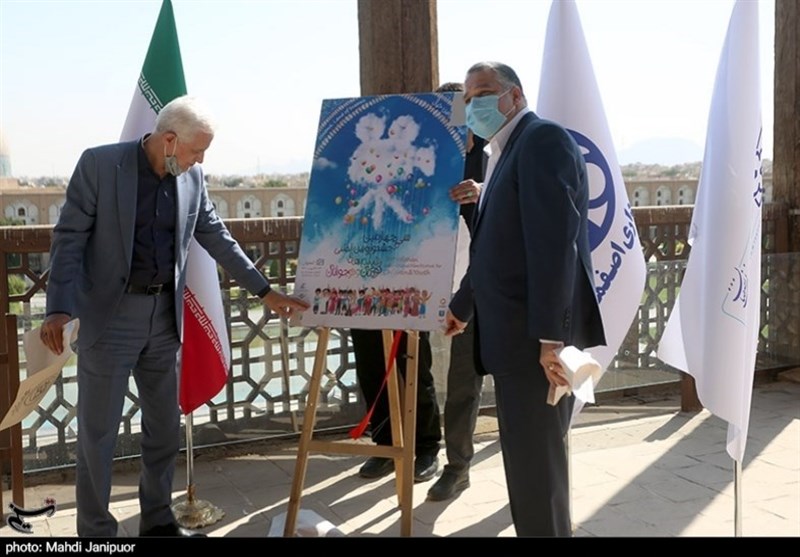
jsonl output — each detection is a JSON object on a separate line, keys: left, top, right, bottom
{"left": 351, "top": 329, "right": 441, "bottom": 457}
{"left": 443, "top": 319, "right": 484, "bottom": 472}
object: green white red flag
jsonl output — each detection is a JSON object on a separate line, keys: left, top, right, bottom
{"left": 119, "top": 0, "right": 230, "bottom": 415}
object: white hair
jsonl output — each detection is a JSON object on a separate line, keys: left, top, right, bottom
{"left": 154, "top": 95, "right": 216, "bottom": 140}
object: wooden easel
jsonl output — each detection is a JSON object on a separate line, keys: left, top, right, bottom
{"left": 284, "top": 328, "right": 419, "bottom": 537}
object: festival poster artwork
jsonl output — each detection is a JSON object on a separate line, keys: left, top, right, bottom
{"left": 294, "top": 92, "right": 467, "bottom": 332}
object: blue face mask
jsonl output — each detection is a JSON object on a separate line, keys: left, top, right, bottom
{"left": 465, "top": 90, "right": 513, "bottom": 140}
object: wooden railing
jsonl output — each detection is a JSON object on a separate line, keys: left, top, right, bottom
{"left": 1, "top": 205, "right": 797, "bottom": 472}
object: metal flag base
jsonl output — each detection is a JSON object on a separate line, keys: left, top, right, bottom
{"left": 172, "top": 412, "right": 225, "bottom": 530}
{"left": 172, "top": 485, "right": 225, "bottom": 529}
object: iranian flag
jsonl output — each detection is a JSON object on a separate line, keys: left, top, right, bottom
{"left": 120, "top": 0, "right": 231, "bottom": 415}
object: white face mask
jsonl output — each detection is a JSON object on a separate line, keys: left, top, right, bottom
{"left": 164, "top": 138, "right": 182, "bottom": 176}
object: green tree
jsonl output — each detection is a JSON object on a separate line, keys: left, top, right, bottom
{"left": 262, "top": 179, "right": 288, "bottom": 188}
{"left": 8, "top": 274, "right": 26, "bottom": 296}
{"left": 7, "top": 274, "right": 26, "bottom": 313}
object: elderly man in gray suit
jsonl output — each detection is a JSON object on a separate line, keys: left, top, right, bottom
{"left": 40, "top": 96, "right": 309, "bottom": 537}
{"left": 447, "top": 62, "right": 606, "bottom": 537}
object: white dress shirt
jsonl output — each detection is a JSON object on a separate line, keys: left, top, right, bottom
{"left": 477, "top": 107, "right": 531, "bottom": 212}
{"left": 452, "top": 218, "right": 471, "bottom": 294}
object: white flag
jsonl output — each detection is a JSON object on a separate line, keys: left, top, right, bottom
{"left": 537, "top": 0, "right": 647, "bottom": 414}
{"left": 658, "top": 0, "right": 762, "bottom": 463}
{"left": 120, "top": 0, "right": 231, "bottom": 415}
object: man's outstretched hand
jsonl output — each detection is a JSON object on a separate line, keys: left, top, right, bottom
{"left": 262, "top": 290, "right": 310, "bottom": 319}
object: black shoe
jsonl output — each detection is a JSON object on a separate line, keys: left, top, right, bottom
{"left": 358, "top": 456, "right": 394, "bottom": 479}
{"left": 427, "top": 469, "right": 470, "bottom": 501}
{"left": 413, "top": 454, "right": 439, "bottom": 483}
{"left": 140, "top": 523, "right": 207, "bottom": 537}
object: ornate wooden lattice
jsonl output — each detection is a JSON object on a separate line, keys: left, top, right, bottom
{"left": 1, "top": 205, "right": 797, "bottom": 471}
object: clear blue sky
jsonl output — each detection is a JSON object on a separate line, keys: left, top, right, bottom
{"left": 0, "top": 0, "right": 776, "bottom": 177}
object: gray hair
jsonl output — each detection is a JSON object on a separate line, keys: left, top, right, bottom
{"left": 466, "top": 62, "right": 524, "bottom": 96}
{"left": 154, "top": 95, "right": 216, "bottom": 140}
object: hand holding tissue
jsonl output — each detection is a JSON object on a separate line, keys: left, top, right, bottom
{"left": 546, "top": 345, "right": 602, "bottom": 406}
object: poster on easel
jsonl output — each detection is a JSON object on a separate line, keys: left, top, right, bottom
{"left": 294, "top": 92, "right": 467, "bottom": 332}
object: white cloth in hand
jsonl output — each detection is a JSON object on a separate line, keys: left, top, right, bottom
{"left": 546, "top": 345, "right": 602, "bottom": 406}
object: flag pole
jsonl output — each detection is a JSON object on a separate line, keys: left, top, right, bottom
{"left": 734, "top": 459, "right": 742, "bottom": 536}
{"left": 567, "top": 427, "right": 574, "bottom": 534}
{"left": 172, "top": 413, "right": 225, "bottom": 529}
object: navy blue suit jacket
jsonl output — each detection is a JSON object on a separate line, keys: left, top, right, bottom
{"left": 451, "top": 112, "right": 605, "bottom": 376}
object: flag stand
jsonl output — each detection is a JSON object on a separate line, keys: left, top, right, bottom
{"left": 283, "top": 328, "right": 418, "bottom": 537}
{"left": 172, "top": 412, "right": 225, "bottom": 529}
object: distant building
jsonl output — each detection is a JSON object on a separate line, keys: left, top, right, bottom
{"left": 1, "top": 181, "right": 308, "bottom": 226}
{"left": 0, "top": 179, "right": 65, "bottom": 225}
{"left": 207, "top": 187, "right": 306, "bottom": 219}
{"left": 626, "top": 176, "right": 773, "bottom": 207}
{"left": 1, "top": 173, "right": 775, "bottom": 227}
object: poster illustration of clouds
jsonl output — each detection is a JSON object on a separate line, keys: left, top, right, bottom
{"left": 295, "top": 92, "right": 467, "bottom": 332}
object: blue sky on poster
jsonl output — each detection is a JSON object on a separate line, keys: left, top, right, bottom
{"left": 0, "top": 0, "right": 776, "bottom": 177}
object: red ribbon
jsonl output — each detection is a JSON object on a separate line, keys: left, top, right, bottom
{"left": 349, "top": 330, "right": 404, "bottom": 440}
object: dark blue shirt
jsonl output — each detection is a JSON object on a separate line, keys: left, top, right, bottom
{"left": 128, "top": 139, "right": 176, "bottom": 287}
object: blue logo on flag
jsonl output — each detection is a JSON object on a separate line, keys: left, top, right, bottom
{"left": 568, "top": 130, "right": 615, "bottom": 252}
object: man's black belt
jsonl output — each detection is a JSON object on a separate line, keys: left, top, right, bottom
{"left": 125, "top": 281, "right": 174, "bottom": 295}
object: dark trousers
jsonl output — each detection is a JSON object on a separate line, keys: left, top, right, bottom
{"left": 75, "top": 292, "right": 181, "bottom": 537}
{"left": 491, "top": 347, "right": 574, "bottom": 537}
{"left": 443, "top": 319, "right": 483, "bottom": 472}
{"left": 351, "top": 329, "right": 441, "bottom": 457}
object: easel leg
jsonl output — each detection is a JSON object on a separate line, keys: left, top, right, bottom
{"left": 285, "top": 328, "right": 418, "bottom": 537}
{"left": 283, "top": 327, "right": 330, "bottom": 537}
{"left": 383, "top": 330, "right": 405, "bottom": 507}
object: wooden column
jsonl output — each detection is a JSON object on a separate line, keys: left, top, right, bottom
{"left": 357, "top": 0, "right": 438, "bottom": 96}
{"left": 774, "top": 0, "right": 800, "bottom": 251}
{"left": 0, "top": 313, "right": 25, "bottom": 521}
{"left": 352, "top": 2, "right": 438, "bottom": 536}
{"left": 773, "top": 0, "right": 800, "bottom": 369}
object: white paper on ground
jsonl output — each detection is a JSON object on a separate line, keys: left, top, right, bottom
{"left": 268, "top": 509, "right": 345, "bottom": 537}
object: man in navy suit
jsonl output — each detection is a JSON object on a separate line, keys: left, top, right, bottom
{"left": 447, "top": 62, "right": 606, "bottom": 537}
{"left": 40, "top": 96, "right": 309, "bottom": 537}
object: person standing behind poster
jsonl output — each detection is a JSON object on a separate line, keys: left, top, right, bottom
{"left": 445, "top": 62, "right": 606, "bottom": 537}
{"left": 348, "top": 84, "right": 483, "bottom": 485}
{"left": 426, "top": 82, "right": 486, "bottom": 502}
{"left": 350, "top": 328, "right": 441, "bottom": 482}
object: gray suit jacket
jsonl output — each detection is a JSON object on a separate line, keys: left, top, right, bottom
{"left": 451, "top": 112, "right": 606, "bottom": 375}
{"left": 46, "top": 139, "right": 269, "bottom": 349}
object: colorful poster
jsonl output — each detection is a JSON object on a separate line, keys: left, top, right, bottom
{"left": 295, "top": 92, "right": 467, "bottom": 331}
